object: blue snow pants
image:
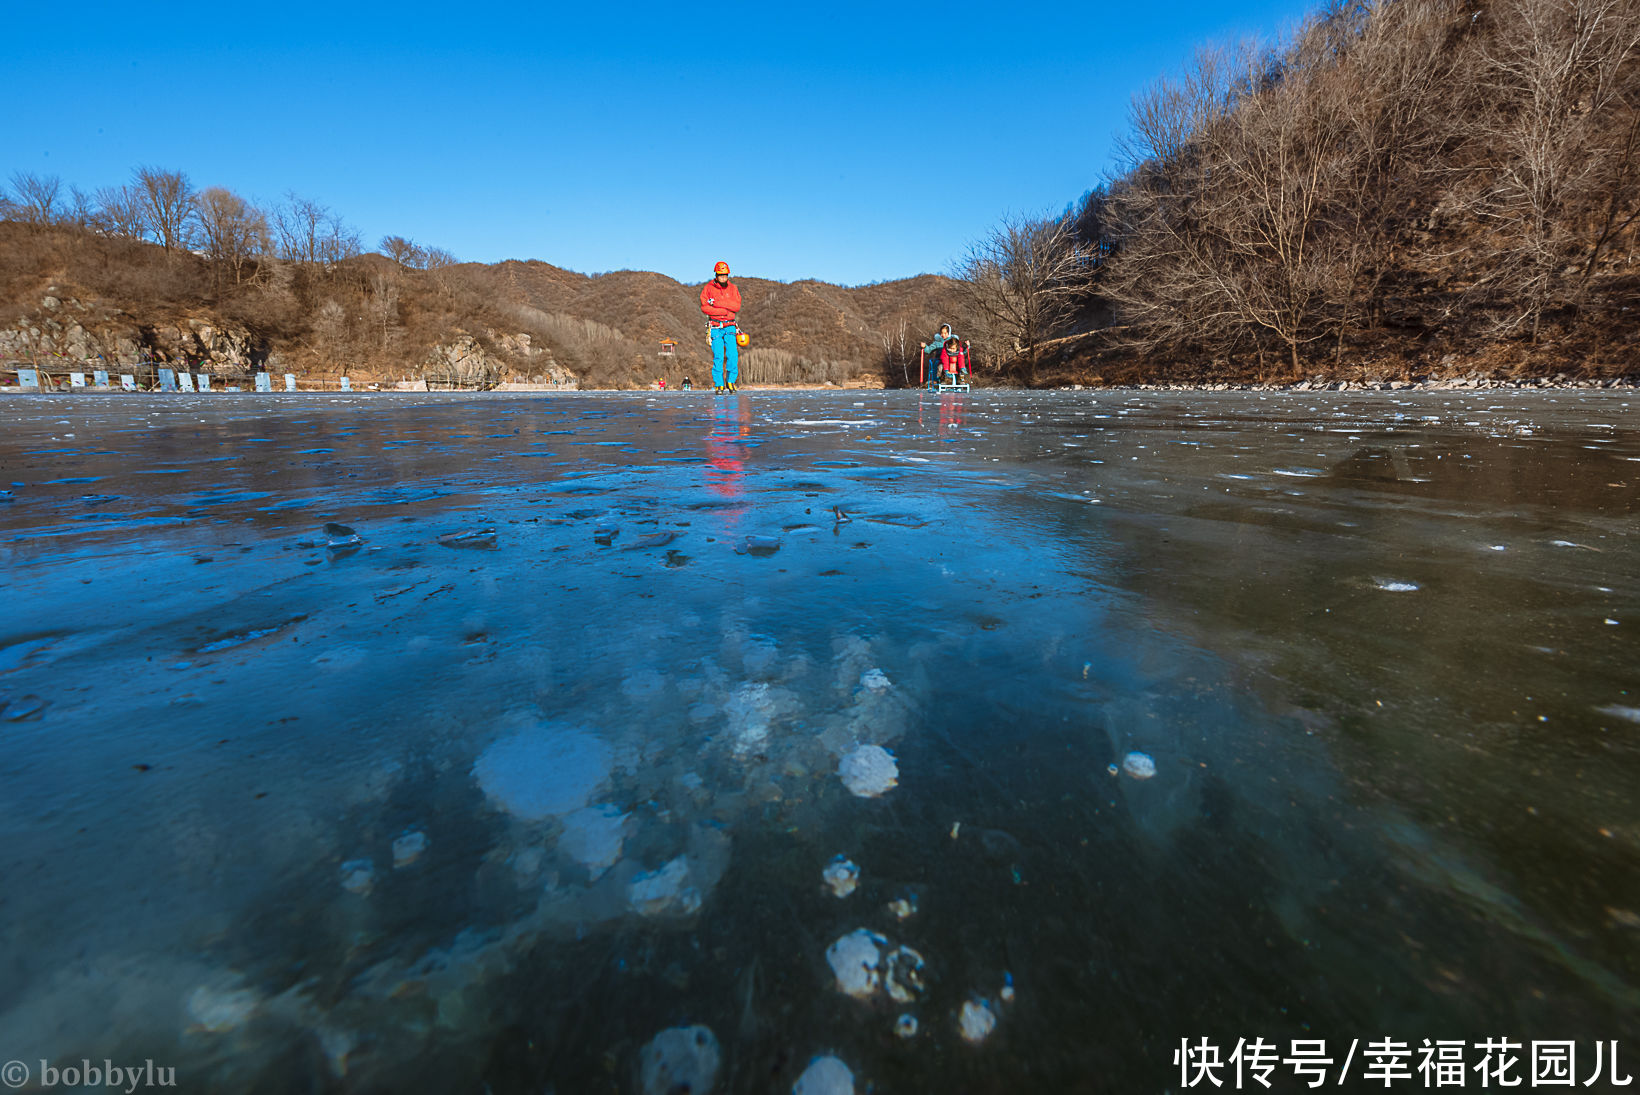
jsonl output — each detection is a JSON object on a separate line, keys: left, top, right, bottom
{"left": 711, "top": 325, "right": 739, "bottom": 388}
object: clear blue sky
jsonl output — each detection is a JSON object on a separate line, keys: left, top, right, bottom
{"left": 4, "top": 0, "right": 1316, "bottom": 286}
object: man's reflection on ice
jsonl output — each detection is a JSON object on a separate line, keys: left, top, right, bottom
{"left": 703, "top": 393, "right": 752, "bottom": 531}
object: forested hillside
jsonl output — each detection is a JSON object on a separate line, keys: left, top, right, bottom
{"left": 961, "top": 0, "right": 1640, "bottom": 385}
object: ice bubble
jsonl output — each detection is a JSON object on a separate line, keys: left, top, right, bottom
{"left": 886, "top": 891, "right": 918, "bottom": 920}
{"left": 959, "top": 998, "right": 998, "bottom": 1044}
{"left": 838, "top": 744, "right": 898, "bottom": 798}
{"left": 895, "top": 1014, "right": 919, "bottom": 1039}
{"left": 639, "top": 1025, "right": 720, "bottom": 1095}
{"left": 339, "top": 858, "right": 375, "bottom": 896}
{"left": 826, "top": 930, "right": 925, "bottom": 1003}
{"left": 1375, "top": 580, "right": 1420, "bottom": 592}
{"left": 629, "top": 855, "right": 702, "bottom": 917}
{"left": 827, "top": 929, "right": 885, "bottom": 998}
{"left": 726, "top": 682, "right": 775, "bottom": 757}
{"left": 882, "top": 944, "right": 927, "bottom": 1003}
{"left": 1000, "top": 972, "right": 1016, "bottom": 1003}
{"left": 472, "top": 723, "right": 612, "bottom": 821}
{"left": 392, "top": 830, "right": 428, "bottom": 869}
{"left": 860, "top": 668, "right": 891, "bottom": 693}
{"left": 822, "top": 855, "right": 860, "bottom": 898}
{"left": 560, "top": 804, "right": 629, "bottom": 879}
{"left": 1121, "top": 751, "right": 1157, "bottom": 780}
{"left": 186, "top": 983, "right": 261, "bottom": 1033}
{"left": 793, "top": 1054, "right": 855, "bottom": 1095}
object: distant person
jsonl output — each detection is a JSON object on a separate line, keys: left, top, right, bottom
{"left": 681, "top": 376, "right": 693, "bottom": 390}
{"left": 700, "top": 261, "right": 742, "bottom": 393}
{"left": 924, "top": 323, "right": 955, "bottom": 386}
{"left": 659, "top": 378, "right": 667, "bottom": 390}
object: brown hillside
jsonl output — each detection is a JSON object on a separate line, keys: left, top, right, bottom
{"left": 457, "top": 261, "right": 961, "bottom": 386}
{"left": 0, "top": 221, "right": 962, "bottom": 389}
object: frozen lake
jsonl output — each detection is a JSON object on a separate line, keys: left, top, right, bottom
{"left": 0, "top": 389, "right": 1636, "bottom": 1092}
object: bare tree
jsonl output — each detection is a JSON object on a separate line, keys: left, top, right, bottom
{"left": 321, "top": 212, "right": 361, "bottom": 266}
{"left": 1318, "top": 0, "right": 1469, "bottom": 353}
{"left": 311, "top": 299, "right": 349, "bottom": 363}
{"left": 94, "top": 184, "right": 149, "bottom": 240}
{"left": 954, "top": 212, "right": 1086, "bottom": 382}
{"left": 8, "top": 171, "right": 63, "bottom": 226}
{"left": 380, "top": 234, "right": 419, "bottom": 270}
{"left": 134, "top": 166, "right": 197, "bottom": 253}
{"left": 1103, "top": 40, "right": 1358, "bottom": 375}
{"left": 422, "top": 245, "right": 458, "bottom": 295}
{"left": 880, "top": 315, "right": 917, "bottom": 386}
{"left": 365, "top": 271, "right": 401, "bottom": 353}
{"left": 273, "top": 194, "right": 327, "bottom": 264}
{"left": 195, "top": 187, "right": 268, "bottom": 285}
{"left": 272, "top": 194, "right": 359, "bottom": 271}
{"left": 1469, "top": 0, "right": 1640, "bottom": 339}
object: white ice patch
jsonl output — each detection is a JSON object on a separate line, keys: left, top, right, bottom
{"left": 823, "top": 856, "right": 860, "bottom": 898}
{"left": 339, "top": 858, "right": 375, "bottom": 895}
{"left": 859, "top": 668, "right": 891, "bottom": 693}
{"left": 1375, "top": 580, "right": 1420, "bottom": 592}
{"left": 1121, "top": 752, "right": 1157, "bottom": 780}
{"left": 826, "top": 929, "right": 885, "bottom": 998}
{"left": 560, "top": 804, "right": 629, "bottom": 880}
{"left": 186, "top": 982, "right": 261, "bottom": 1033}
{"left": 392, "top": 830, "right": 428, "bottom": 869}
{"left": 959, "top": 998, "right": 998, "bottom": 1044}
{"left": 839, "top": 745, "right": 899, "bottom": 798}
{"left": 1596, "top": 705, "right": 1640, "bottom": 724}
{"left": 785, "top": 418, "right": 879, "bottom": 426}
{"left": 639, "top": 1025, "right": 720, "bottom": 1095}
{"left": 793, "top": 1054, "right": 855, "bottom": 1095}
{"left": 825, "top": 929, "right": 925, "bottom": 1003}
{"left": 726, "top": 682, "right": 775, "bottom": 757}
{"left": 472, "top": 723, "right": 611, "bottom": 821}
{"left": 628, "top": 856, "right": 702, "bottom": 917}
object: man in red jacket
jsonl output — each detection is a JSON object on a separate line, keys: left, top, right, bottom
{"left": 700, "top": 260, "right": 742, "bottom": 393}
